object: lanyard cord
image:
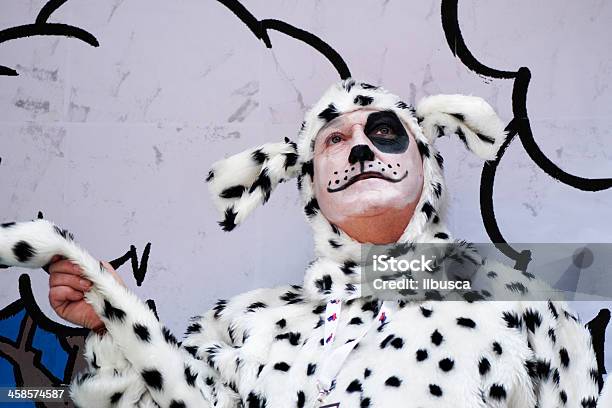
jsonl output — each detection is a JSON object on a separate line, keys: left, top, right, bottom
{"left": 313, "top": 299, "right": 395, "bottom": 407}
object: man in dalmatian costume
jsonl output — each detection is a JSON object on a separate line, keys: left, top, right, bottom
{"left": 1, "top": 79, "right": 611, "bottom": 407}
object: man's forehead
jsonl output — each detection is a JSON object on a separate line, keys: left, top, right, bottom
{"left": 318, "top": 108, "right": 379, "bottom": 133}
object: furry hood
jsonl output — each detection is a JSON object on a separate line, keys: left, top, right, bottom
{"left": 206, "top": 79, "right": 508, "bottom": 299}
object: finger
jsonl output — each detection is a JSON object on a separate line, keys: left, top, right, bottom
{"left": 101, "top": 261, "right": 126, "bottom": 286}
{"left": 48, "top": 259, "right": 82, "bottom": 276}
{"left": 49, "top": 285, "right": 84, "bottom": 308}
{"left": 49, "top": 272, "right": 92, "bottom": 291}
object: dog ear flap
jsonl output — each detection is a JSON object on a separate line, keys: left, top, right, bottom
{"left": 416, "top": 94, "right": 508, "bottom": 161}
{"left": 206, "top": 138, "right": 300, "bottom": 231}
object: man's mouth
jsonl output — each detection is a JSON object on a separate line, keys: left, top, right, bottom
{"left": 327, "top": 170, "right": 408, "bottom": 193}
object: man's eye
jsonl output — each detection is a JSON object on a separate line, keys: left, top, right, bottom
{"left": 374, "top": 125, "right": 394, "bottom": 137}
{"left": 329, "top": 135, "right": 343, "bottom": 144}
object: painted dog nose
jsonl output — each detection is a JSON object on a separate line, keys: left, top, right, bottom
{"left": 348, "top": 144, "right": 375, "bottom": 165}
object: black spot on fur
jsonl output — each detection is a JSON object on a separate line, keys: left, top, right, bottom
{"left": 380, "top": 334, "right": 394, "bottom": 349}
{"left": 110, "top": 392, "right": 123, "bottom": 404}
{"left": 213, "top": 299, "right": 227, "bottom": 319}
{"left": 205, "top": 170, "right": 214, "bottom": 182}
{"left": 273, "top": 362, "right": 290, "bottom": 372}
{"left": 434, "top": 152, "right": 444, "bottom": 169}
{"left": 416, "top": 140, "right": 430, "bottom": 158}
{"left": 535, "top": 359, "right": 551, "bottom": 380}
{"left": 347, "top": 379, "right": 363, "bottom": 393}
{"left": 349, "top": 317, "right": 363, "bottom": 325}
{"left": 438, "top": 358, "right": 454, "bottom": 372}
{"left": 184, "top": 365, "right": 197, "bottom": 386}
{"left": 360, "top": 83, "right": 378, "bottom": 90}
{"left": 559, "top": 348, "right": 570, "bottom": 368}
{"left": 581, "top": 397, "right": 597, "bottom": 408}
{"left": 492, "top": 341, "right": 503, "bottom": 355}
{"left": 53, "top": 225, "right": 74, "bottom": 240}
{"left": 487, "top": 271, "right": 498, "bottom": 278}
{"left": 523, "top": 309, "right": 542, "bottom": 333}
{"left": 307, "top": 363, "right": 316, "bottom": 376}
{"left": 275, "top": 332, "right": 301, "bottom": 346}
{"left": 432, "top": 182, "right": 443, "bottom": 199}
{"left": 301, "top": 160, "right": 314, "bottom": 179}
{"left": 318, "top": 103, "right": 340, "bottom": 123}
{"left": 251, "top": 149, "right": 268, "bottom": 164}
{"left": 429, "top": 384, "right": 443, "bottom": 396}
{"left": 103, "top": 300, "right": 126, "bottom": 322}
{"left": 141, "top": 369, "right": 163, "bottom": 390}
{"left": 1, "top": 222, "right": 16, "bottom": 228}
{"left": 280, "top": 290, "right": 303, "bottom": 304}
{"left": 162, "top": 326, "right": 179, "bottom": 346}
{"left": 276, "top": 318, "right": 286, "bottom": 328}
{"left": 249, "top": 168, "right": 272, "bottom": 202}
{"left": 502, "top": 311, "right": 523, "bottom": 329}
{"left": 184, "top": 345, "right": 199, "bottom": 358}
{"left": 284, "top": 152, "right": 298, "bottom": 170}
{"left": 364, "top": 368, "right": 372, "bottom": 378}
{"left": 385, "top": 376, "right": 401, "bottom": 387}
{"left": 477, "top": 133, "right": 495, "bottom": 144}
{"left": 220, "top": 185, "right": 246, "bottom": 199}
{"left": 246, "top": 392, "right": 267, "bottom": 408}
{"left": 390, "top": 337, "right": 404, "bottom": 349}
{"left": 489, "top": 384, "right": 507, "bottom": 400}
{"left": 341, "top": 260, "right": 357, "bottom": 275}
{"left": 506, "top": 281, "right": 528, "bottom": 295}
{"left": 133, "top": 323, "right": 151, "bottom": 342}
{"left": 560, "top": 390, "right": 567, "bottom": 404}
{"left": 479, "top": 357, "right": 491, "bottom": 375}
{"left": 246, "top": 302, "right": 267, "bottom": 313}
{"left": 314, "top": 274, "right": 333, "bottom": 293}
{"left": 548, "top": 301, "right": 559, "bottom": 319}
{"left": 186, "top": 322, "right": 202, "bottom": 334}
{"left": 219, "top": 207, "right": 237, "bottom": 231}
{"left": 395, "top": 101, "right": 410, "bottom": 109}
{"left": 354, "top": 95, "right": 373, "bottom": 106}
{"left": 416, "top": 348, "right": 428, "bottom": 361}
{"left": 420, "top": 306, "right": 433, "bottom": 317}
{"left": 361, "top": 299, "right": 380, "bottom": 316}
{"left": 456, "top": 317, "right": 476, "bottom": 328}
{"left": 328, "top": 239, "right": 341, "bottom": 248}
{"left": 304, "top": 198, "right": 319, "bottom": 217}
{"left": 431, "top": 329, "right": 443, "bottom": 346}
{"left": 12, "top": 241, "right": 36, "bottom": 262}
{"left": 297, "top": 390, "right": 305, "bottom": 408}
{"left": 421, "top": 202, "right": 435, "bottom": 220}
{"left": 312, "top": 304, "right": 325, "bottom": 314}
{"left": 169, "top": 401, "right": 185, "bottom": 408}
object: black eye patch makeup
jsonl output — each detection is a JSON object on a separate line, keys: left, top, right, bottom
{"left": 363, "top": 110, "right": 409, "bottom": 154}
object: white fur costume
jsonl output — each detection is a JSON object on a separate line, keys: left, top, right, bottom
{"left": 1, "top": 79, "right": 610, "bottom": 407}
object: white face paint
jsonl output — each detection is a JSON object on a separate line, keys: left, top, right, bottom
{"left": 313, "top": 109, "right": 424, "bottom": 225}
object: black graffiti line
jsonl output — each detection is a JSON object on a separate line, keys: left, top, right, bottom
{"left": 261, "top": 19, "right": 351, "bottom": 79}
{"left": 0, "top": 23, "right": 98, "bottom": 46}
{"left": 36, "top": 0, "right": 70, "bottom": 25}
{"left": 217, "top": 0, "right": 351, "bottom": 79}
{"left": 440, "top": 0, "right": 516, "bottom": 79}
{"left": 110, "top": 243, "right": 152, "bottom": 286}
{"left": 1, "top": 0, "right": 99, "bottom": 77}
{"left": 440, "top": 0, "right": 612, "bottom": 269}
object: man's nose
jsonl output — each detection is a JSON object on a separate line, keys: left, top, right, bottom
{"left": 348, "top": 144, "right": 375, "bottom": 165}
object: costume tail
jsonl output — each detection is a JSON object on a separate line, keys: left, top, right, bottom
{"left": 0, "top": 219, "right": 214, "bottom": 406}
{"left": 0, "top": 219, "right": 141, "bottom": 321}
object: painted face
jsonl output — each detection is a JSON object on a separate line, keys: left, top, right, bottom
{"left": 313, "top": 109, "right": 424, "bottom": 225}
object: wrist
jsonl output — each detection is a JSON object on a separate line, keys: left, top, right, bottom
{"left": 91, "top": 323, "right": 107, "bottom": 335}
